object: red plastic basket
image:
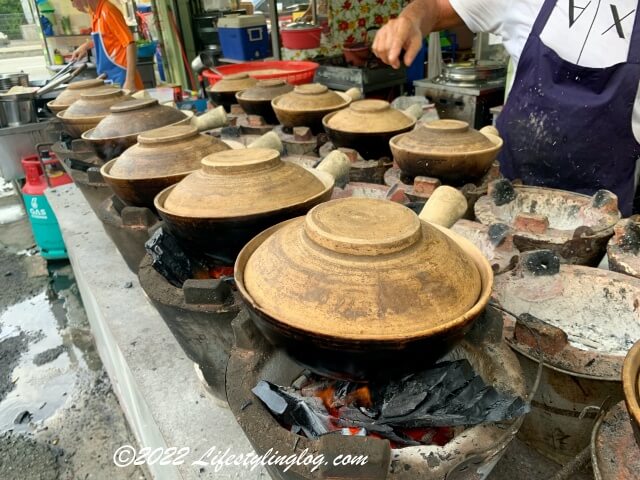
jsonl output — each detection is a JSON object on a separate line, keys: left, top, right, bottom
{"left": 202, "top": 60, "right": 319, "bottom": 86}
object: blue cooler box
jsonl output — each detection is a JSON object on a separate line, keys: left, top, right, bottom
{"left": 218, "top": 14, "right": 270, "bottom": 61}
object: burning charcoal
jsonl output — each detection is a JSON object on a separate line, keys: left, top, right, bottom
{"left": 252, "top": 380, "right": 288, "bottom": 414}
{"left": 490, "top": 179, "right": 517, "bottom": 206}
{"left": 253, "top": 380, "right": 333, "bottom": 438}
{"left": 488, "top": 223, "right": 512, "bottom": 247}
{"left": 145, "top": 228, "right": 193, "bottom": 288}
{"left": 619, "top": 221, "right": 640, "bottom": 253}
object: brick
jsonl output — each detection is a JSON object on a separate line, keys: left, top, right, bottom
{"left": 413, "top": 176, "right": 441, "bottom": 197}
{"left": 121, "top": 207, "right": 158, "bottom": 228}
{"left": 293, "top": 126, "right": 313, "bottom": 141}
{"left": 246, "top": 115, "right": 265, "bottom": 127}
{"left": 337, "top": 147, "right": 359, "bottom": 163}
{"left": 513, "top": 212, "right": 549, "bottom": 234}
{"left": 230, "top": 104, "right": 244, "bottom": 115}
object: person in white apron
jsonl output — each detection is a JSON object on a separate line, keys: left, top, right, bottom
{"left": 373, "top": 0, "right": 640, "bottom": 216}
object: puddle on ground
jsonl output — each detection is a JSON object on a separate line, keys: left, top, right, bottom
{"left": 0, "top": 264, "right": 100, "bottom": 433}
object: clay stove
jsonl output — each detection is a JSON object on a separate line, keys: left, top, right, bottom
{"left": 492, "top": 250, "right": 640, "bottom": 463}
{"left": 226, "top": 307, "right": 529, "bottom": 480}
{"left": 475, "top": 181, "right": 620, "bottom": 265}
{"left": 607, "top": 217, "right": 640, "bottom": 278}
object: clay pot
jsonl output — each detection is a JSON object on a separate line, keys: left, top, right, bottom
{"left": 81, "top": 98, "right": 191, "bottom": 161}
{"left": 207, "top": 73, "right": 257, "bottom": 112}
{"left": 47, "top": 79, "right": 113, "bottom": 114}
{"left": 100, "top": 125, "right": 231, "bottom": 209}
{"left": 235, "top": 79, "right": 293, "bottom": 124}
{"left": 623, "top": 339, "right": 640, "bottom": 446}
{"left": 271, "top": 83, "right": 352, "bottom": 134}
{"left": 154, "top": 148, "right": 335, "bottom": 260}
{"left": 323, "top": 99, "right": 415, "bottom": 159}
{"left": 57, "top": 89, "right": 131, "bottom": 138}
{"left": 390, "top": 119, "right": 503, "bottom": 183}
{"left": 235, "top": 197, "right": 493, "bottom": 380}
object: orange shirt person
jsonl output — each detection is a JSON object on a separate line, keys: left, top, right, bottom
{"left": 70, "top": 0, "right": 143, "bottom": 91}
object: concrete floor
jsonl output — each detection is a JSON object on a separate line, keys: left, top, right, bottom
{"left": 0, "top": 186, "right": 146, "bottom": 479}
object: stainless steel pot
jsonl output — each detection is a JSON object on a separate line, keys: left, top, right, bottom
{"left": 0, "top": 92, "right": 37, "bottom": 127}
{"left": 0, "top": 73, "right": 29, "bottom": 91}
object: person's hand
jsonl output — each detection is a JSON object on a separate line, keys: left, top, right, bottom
{"left": 70, "top": 42, "right": 89, "bottom": 62}
{"left": 372, "top": 16, "right": 424, "bottom": 69}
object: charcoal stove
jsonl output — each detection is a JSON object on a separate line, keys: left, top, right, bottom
{"left": 475, "top": 181, "right": 621, "bottom": 266}
{"left": 228, "top": 105, "right": 279, "bottom": 136}
{"left": 314, "top": 55, "right": 406, "bottom": 95}
{"left": 138, "top": 251, "right": 243, "bottom": 403}
{"left": 607, "top": 217, "right": 640, "bottom": 278}
{"left": 96, "top": 194, "right": 160, "bottom": 273}
{"left": 591, "top": 401, "right": 640, "bottom": 479}
{"left": 319, "top": 144, "right": 394, "bottom": 184}
{"left": 273, "top": 125, "right": 325, "bottom": 157}
{"left": 226, "top": 306, "right": 528, "bottom": 480}
{"left": 52, "top": 139, "right": 112, "bottom": 213}
{"left": 451, "top": 219, "right": 519, "bottom": 274}
{"left": 384, "top": 161, "right": 501, "bottom": 216}
{"left": 491, "top": 250, "right": 640, "bottom": 464}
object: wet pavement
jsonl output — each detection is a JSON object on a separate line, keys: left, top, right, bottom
{"left": 0, "top": 185, "right": 145, "bottom": 479}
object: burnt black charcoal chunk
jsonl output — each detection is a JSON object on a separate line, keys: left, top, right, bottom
{"left": 490, "top": 179, "right": 517, "bottom": 206}
{"left": 620, "top": 222, "right": 640, "bottom": 253}
{"left": 488, "top": 223, "right": 511, "bottom": 247}
{"left": 145, "top": 228, "right": 193, "bottom": 288}
{"left": 221, "top": 126, "right": 241, "bottom": 137}
{"left": 592, "top": 189, "right": 616, "bottom": 209}
{"left": 521, "top": 249, "right": 560, "bottom": 276}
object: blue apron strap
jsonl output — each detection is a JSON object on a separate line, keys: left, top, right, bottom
{"left": 627, "top": 5, "right": 640, "bottom": 63}
{"left": 530, "top": 0, "right": 558, "bottom": 37}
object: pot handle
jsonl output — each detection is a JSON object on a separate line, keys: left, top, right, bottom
{"left": 403, "top": 103, "right": 423, "bottom": 121}
{"left": 316, "top": 150, "right": 350, "bottom": 188}
{"left": 418, "top": 186, "right": 467, "bottom": 228}
{"left": 344, "top": 87, "right": 362, "bottom": 101}
{"left": 247, "top": 131, "right": 283, "bottom": 153}
{"left": 191, "top": 105, "right": 227, "bottom": 131}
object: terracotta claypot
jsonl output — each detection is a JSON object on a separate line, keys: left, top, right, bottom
{"left": 100, "top": 125, "right": 230, "bottom": 209}
{"left": 57, "top": 89, "right": 131, "bottom": 138}
{"left": 47, "top": 79, "right": 114, "bottom": 114}
{"left": 623, "top": 339, "right": 640, "bottom": 446}
{"left": 235, "top": 79, "right": 293, "bottom": 124}
{"left": 81, "top": 98, "right": 191, "bottom": 161}
{"left": 235, "top": 197, "right": 493, "bottom": 380}
{"left": 271, "top": 83, "right": 352, "bottom": 134}
{"left": 390, "top": 119, "right": 503, "bottom": 183}
{"left": 207, "top": 73, "right": 257, "bottom": 112}
{"left": 154, "top": 148, "right": 335, "bottom": 261}
{"left": 323, "top": 99, "right": 415, "bottom": 159}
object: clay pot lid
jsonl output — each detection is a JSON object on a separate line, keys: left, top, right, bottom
{"left": 623, "top": 339, "right": 640, "bottom": 444}
{"left": 60, "top": 89, "right": 129, "bottom": 118}
{"left": 67, "top": 79, "right": 106, "bottom": 90}
{"left": 209, "top": 73, "right": 257, "bottom": 93}
{"left": 85, "top": 99, "right": 188, "bottom": 140}
{"left": 273, "top": 83, "right": 349, "bottom": 111}
{"left": 160, "top": 148, "right": 331, "bottom": 218}
{"left": 396, "top": 119, "right": 496, "bottom": 154}
{"left": 242, "top": 197, "right": 483, "bottom": 340}
{"left": 324, "top": 99, "right": 415, "bottom": 133}
{"left": 49, "top": 79, "right": 111, "bottom": 107}
{"left": 107, "top": 125, "right": 230, "bottom": 179}
{"left": 236, "top": 79, "right": 294, "bottom": 101}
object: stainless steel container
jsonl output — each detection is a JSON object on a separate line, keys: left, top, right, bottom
{"left": 0, "top": 92, "right": 37, "bottom": 127}
{"left": 0, "top": 73, "right": 29, "bottom": 91}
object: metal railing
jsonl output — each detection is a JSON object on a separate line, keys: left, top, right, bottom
{"left": 0, "top": 13, "right": 27, "bottom": 40}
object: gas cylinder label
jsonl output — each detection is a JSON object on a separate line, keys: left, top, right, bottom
{"left": 29, "top": 197, "right": 48, "bottom": 220}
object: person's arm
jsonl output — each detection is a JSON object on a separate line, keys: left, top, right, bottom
{"left": 123, "top": 42, "right": 138, "bottom": 92}
{"left": 70, "top": 39, "right": 95, "bottom": 61}
{"left": 372, "top": 0, "right": 463, "bottom": 69}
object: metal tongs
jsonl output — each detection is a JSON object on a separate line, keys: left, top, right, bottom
{"left": 35, "top": 63, "right": 88, "bottom": 98}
